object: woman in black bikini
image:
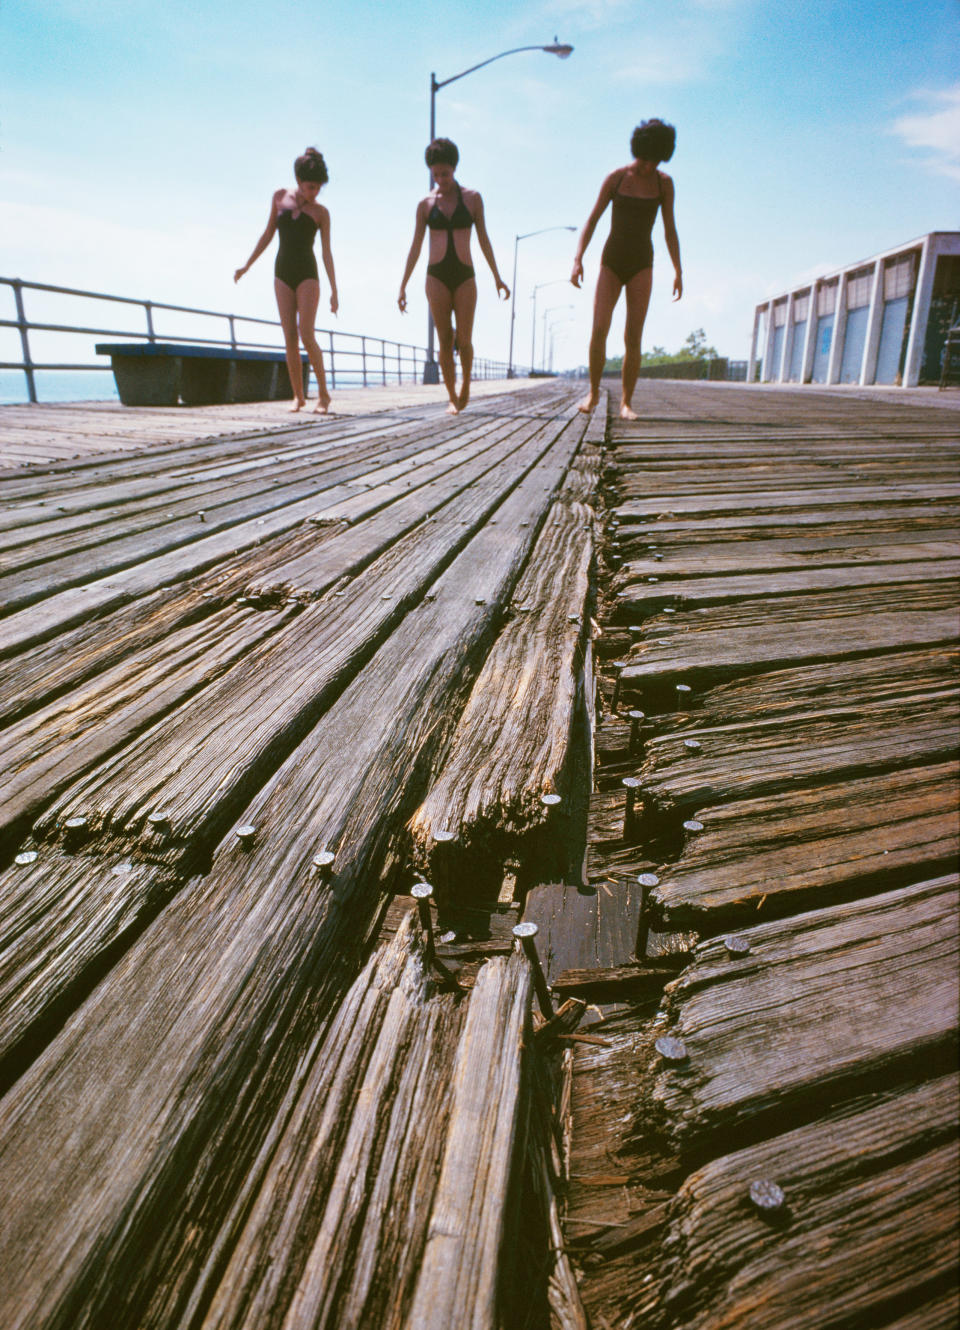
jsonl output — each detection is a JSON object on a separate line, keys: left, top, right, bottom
{"left": 572, "top": 119, "right": 682, "bottom": 420}
{"left": 234, "top": 147, "right": 338, "bottom": 413}
{"left": 398, "top": 138, "right": 510, "bottom": 414}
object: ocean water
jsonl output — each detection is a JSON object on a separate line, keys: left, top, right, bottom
{"left": 0, "top": 369, "right": 119, "bottom": 405}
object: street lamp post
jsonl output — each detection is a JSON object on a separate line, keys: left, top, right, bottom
{"left": 541, "top": 304, "right": 573, "bottom": 373}
{"left": 507, "top": 226, "right": 576, "bottom": 377}
{"left": 547, "top": 317, "right": 574, "bottom": 372}
{"left": 424, "top": 41, "right": 573, "bottom": 383}
{"left": 531, "top": 279, "right": 571, "bottom": 373}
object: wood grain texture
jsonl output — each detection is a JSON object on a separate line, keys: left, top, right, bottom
{"left": 650, "top": 877, "right": 959, "bottom": 1153}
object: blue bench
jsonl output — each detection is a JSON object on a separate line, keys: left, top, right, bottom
{"left": 96, "top": 342, "right": 310, "bottom": 407}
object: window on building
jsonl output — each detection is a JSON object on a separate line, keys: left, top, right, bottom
{"left": 817, "top": 282, "right": 837, "bottom": 316}
{"left": 846, "top": 266, "right": 874, "bottom": 309}
{"left": 793, "top": 291, "right": 810, "bottom": 321}
{"left": 884, "top": 253, "right": 916, "bottom": 301}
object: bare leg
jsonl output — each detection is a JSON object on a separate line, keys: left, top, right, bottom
{"left": 579, "top": 265, "right": 622, "bottom": 413}
{"left": 426, "top": 276, "right": 459, "bottom": 412}
{"left": 452, "top": 278, "right": 477, "bottom": 410}
{"left": 274, "top": 278, "right": 305, "bottom": 409}
{"left": 620, "top": 267, "right": 653, "bottom": 419}
{"left": 294, "top": 280, "right": 330, "bottom": 412}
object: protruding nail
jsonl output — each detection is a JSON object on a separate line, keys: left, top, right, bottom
{"left": 683, "top": 738, "right": 702, "bottom": 752}
{"left": 411, "top": 881, "right": 436, "bottom": 956}
{"left": 147, "top": 811, "right": 169, "bottom": 830}
{"left": 749, "top": 1179, "right": 785, "bottom": 1213}
{"left": 683, "top": 819, "right": 704, "bottom": 834}
{"left": 610, "top": 659, "right": 629, "bottom": 712}
{"left": 638, "top": 872, "right": 660, "bottom": 888}
{"left": 675, "top": 683, "right": 692, "bottom": 710}
{"left": 628, "top": 708, "right": 645, "bottom": 754}
{"left": 512, "top": 922, "right": 554, "bottom": 1018}
{"left": 15, "top": 851, "right": 38, "bottom": 866}
{"left": 724, "top": 934, "right": 751, "bottom": 956}
{"left": 541, "top": 793, "right": 561, "bottom": 808}
{"left": 312, "top": 849, "right": 335, "bottom": 879}
{"left": 622, "top": 776, "right": 641, "bottom": 839}
{"left": 655, "top": 1035, "right": 688, "bottom": 1063}
{"left": 236, "top": 824, "right": 257, "bottom": 846}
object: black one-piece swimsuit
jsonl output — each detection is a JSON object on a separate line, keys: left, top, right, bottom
{"left": 275, "top": 208, "right": 319, "bottom": 289}
{"left": 600, "top": 171, "right": 662, "bottom": 285}
{"left": 426, "top": 184, "right": 476, "bottom": 294}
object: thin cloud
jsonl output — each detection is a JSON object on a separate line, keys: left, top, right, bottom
{"left": 890, "top": 84, "right": 960, "bottom": 182}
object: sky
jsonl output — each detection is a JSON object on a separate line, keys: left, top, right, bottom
{"left": 1, "top": 0, "right": 958, "bottom": 379}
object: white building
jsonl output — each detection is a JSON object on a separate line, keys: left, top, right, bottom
{"left": 748, "top": 232, "right": 960, "bottom": 388}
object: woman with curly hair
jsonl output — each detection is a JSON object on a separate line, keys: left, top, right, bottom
{"left": 572, "top": 119, "right": 682, "bottom": 419}
{"left": 235, "top": 147, "right": 338, "bottom": 413}
{"left": 398, "top": 137, "right": 510, "bottom": 414}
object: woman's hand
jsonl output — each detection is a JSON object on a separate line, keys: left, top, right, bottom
{"left": 570, "top": 258, "right": 584, "bottom": 288}
{"left": 496, "top": 279, "right": 510, "bottom": 301}
{"left": 398, "top": 290, "right": 408, "bottom": 313}
{"left": 672, "top": 270, "right": 683, "bottom": 301}
{"left": 233, "top": 265, "right": 247, "bottom": 283}
{"left": 329, "top": 292, "right": 339, "bottom": 315}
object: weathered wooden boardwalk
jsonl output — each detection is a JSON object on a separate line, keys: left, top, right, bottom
{"left": 0, "top": 379, "right": 956, "bottom": 1329}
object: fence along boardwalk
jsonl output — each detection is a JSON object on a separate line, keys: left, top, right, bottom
{"left": 0, "top": 379, "right": 957, "bottom": 1327}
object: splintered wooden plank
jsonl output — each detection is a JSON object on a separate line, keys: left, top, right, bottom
{"left": 615, "top": 484, "right": 960, "bottom": 520}
{"left": 34, "top": 418, "right": 572, "bottom": 863}
{"left": 405, "top": 952, "right": 532, "bottom": 1330}
{"left": 0, "top": 418, "right": 583, "bottom": 1330}
{"left": 637, "top": 693, "right": 960, "bottom": 816}
{"left": 1, "top": 601, "right": 297, "bottom": 848}
{"left": 0, "top": 852, "right": 175, "bottom": 1079}
{"left": 649, "top": 1076, "right": 959, "bottom": 1330}
{"left": 670, "top": 648, "right": 959, "bottom": 727}
{"left": 615, "top": 538, "right": 960, "bottom": 583}
{"left": 650, "top": 877, "right": 959, "bottom": 1153}
{"left": 620, "top": 583, "right": 958, "bottom": 701}
{"left": 613, "top": 558, "right": 960, "bottom": 617}
{"left": 612, "top": 506, "right": 960, "bottom": 543}
{"left": 198, "top": 913, "right": 466, "bottom": 1330}
{"left": 648, "top": 763, "right": 959, "bottom": 927}
{"left": 408, "top": 496, "right": 593, "bottom": 890}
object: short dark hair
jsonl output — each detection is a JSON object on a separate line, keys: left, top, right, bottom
{"left": 294, "top": 147, "right": 329, "bottom": 185}
{"left": 630, "top": 119, "right": 676, "bottom": 164}
{"left": 425, "top": 137, "right": 459, "bottom": 169}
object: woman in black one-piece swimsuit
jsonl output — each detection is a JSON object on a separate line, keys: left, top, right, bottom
{"left": 398, "top": 138, "right": 510, "bottom": 414}
{"left": 571, "top": 119, "right": 682, "bottom": 420}
{"left": 235, "top": 147, "right": 339, "bottom": 413}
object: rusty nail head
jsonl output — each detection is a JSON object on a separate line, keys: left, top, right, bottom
{"left": 683, "top": 739, "right": 702, "bottom": 751}
{"left": 15, "top": 851, "right": 38, "bottom": 866}
{"left": 622, "top": 776, "right": 642, "bottom": 792}
{"left": 236, "top": 824, "right": 257, "bottom": 843}
{"left": 683, "top": 819, "right": 704, "bottom": 833}
{"left": 749, "top": 1179, "right": 785, "bottom": 1212}
{"left": 724, "top": 934, "right": 751, "bottom": 956}
{"left": 411, "top": 882, "right": 433, "bottom": 901}
{"left": 313, "top": 850, "right": 335, "bottom": 869}
{"left": 639, "top": 872, "right": 660, "bottom": 887}
{"left": 655, "top": 1035, "right": 688, "bottom": 1063}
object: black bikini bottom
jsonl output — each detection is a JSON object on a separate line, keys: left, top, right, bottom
{"left": 427, "top": 239, "right": 475, "bottom": 295}
{"left": 275, "top": 252, "right": 319, "bottom": 289}
{"left": 600, "top": 236, "right": 653, "bottom": 286}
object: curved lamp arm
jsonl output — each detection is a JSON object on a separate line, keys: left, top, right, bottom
{"left": 434, "top": 42, "right": 573, "bottom": 92}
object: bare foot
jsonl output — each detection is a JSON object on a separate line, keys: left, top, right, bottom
{"left": 619, "top": 403, "right": 638, "bottom": 420}
{"left": 288, "top": 398, "right": 305, "bottom": 413}
{"left": 577, "top": 393, "right": 599, "bottom": 414}
{"left": 457, "top": 384, "right": 470, "bottom": 411}
{"left": 446, "top": 401, "right": 460, "bottom": 415}
{"left": 312, "top": 397, "right": 330, "bottom": 415}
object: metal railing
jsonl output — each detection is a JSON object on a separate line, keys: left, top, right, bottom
{"left": 0, "top": 277, "right": 513, "bottom": 403}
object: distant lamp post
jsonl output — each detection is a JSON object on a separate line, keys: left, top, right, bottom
{"left": 507, "top": 226, "right": 576, "bottom": 377}
{"left": 541, "top": 304, "right": 573, "bottom": 373}
{"left": 424, "top": 40, "right": 574, "bottom": 383}
{"left": 531, "top": 279, "right": 571, "bottom": 373}
{"left": 547, "top": 316, "right": 575, "bottom": 372}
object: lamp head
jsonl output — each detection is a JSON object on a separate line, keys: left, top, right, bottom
{"left": 544, "top": 42, "right": 573, "bottom": 58}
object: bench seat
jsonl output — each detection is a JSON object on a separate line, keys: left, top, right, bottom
{"left": 95, "top": 342, "right": 310, "bottom": 407}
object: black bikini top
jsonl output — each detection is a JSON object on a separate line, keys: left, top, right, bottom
{"left": 427, "top": 183, "right": 474, "bottom": 231}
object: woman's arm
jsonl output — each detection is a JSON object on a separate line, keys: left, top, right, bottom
{"left": 234, "top": 192, "right": 281, "bottom": 282}
{"left": 570, "top": 171, "right": 619, "bottom": 287}
{"left": 398, "top": 201, "right": 429, "bottom": 311}
{"left": 471, "top": 194, "right": 509, "bottom": 299}
{"left": 316, "top": 205, "right": 339, "bottom": 314}
{"left": 660, "top": 175, "right": 683, "bottom": 300}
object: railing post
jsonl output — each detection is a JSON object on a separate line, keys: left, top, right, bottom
{"left": 381, "top": 339, "right": 387, "bottom": 385}
{"left": 397, "top": 343, "right": 402, "bottom": 384}
{"left": 228, "top": 315, "right": 237, "bottom": 350}
{"left": 144, "top": 300, "right": 156, "bottom": 343}
{"left": 328, "top": 330, "right": 336, "bottom": 389}
{"left": 12, "top": 280, "right": 37, "bottom": 404}
{"left": 361, "top": 335, "right": 368, "bottom": 387}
